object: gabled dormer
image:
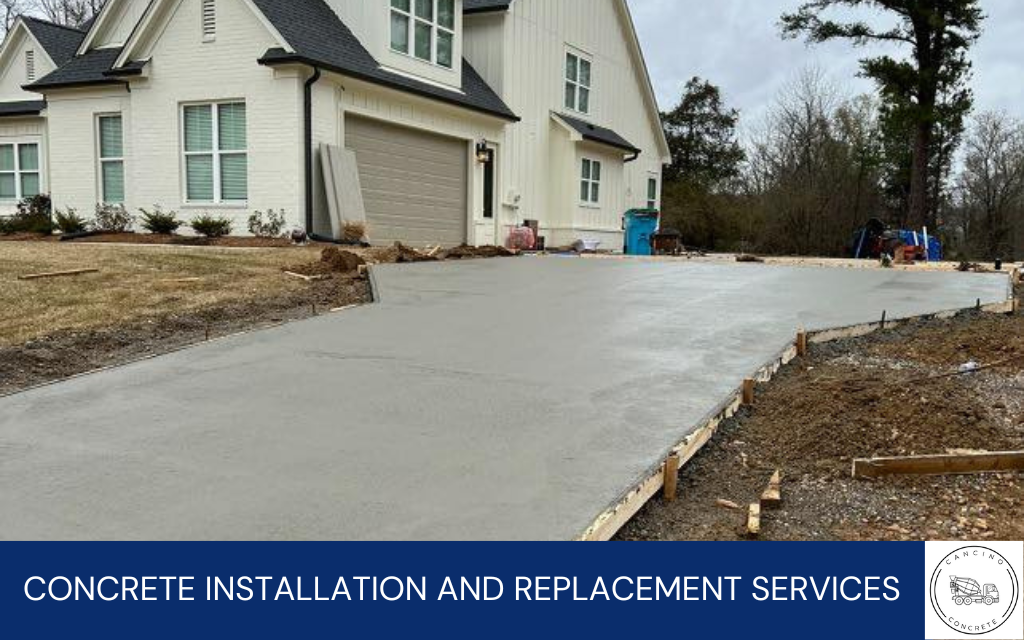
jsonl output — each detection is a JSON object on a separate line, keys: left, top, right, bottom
{"left": 0, "top": 16, "right": 84, "bottom": 102}
{"left": 324, "top": 0, "right": 464, "bottom": 90}
{"left": 75, "top": 0, "right": 150, "bottom": 52}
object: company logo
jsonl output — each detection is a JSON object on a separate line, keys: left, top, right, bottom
{"left": 929, "top": 546, "right": 1021, "bottom": 636}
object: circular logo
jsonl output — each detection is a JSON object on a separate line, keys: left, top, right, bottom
{"left": 930, "top": 546, "right": 1020, "bottom": 636}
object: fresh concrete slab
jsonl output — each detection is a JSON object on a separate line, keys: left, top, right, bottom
{"left": 0, "top": 258, "right": 1010, "bottom": 540}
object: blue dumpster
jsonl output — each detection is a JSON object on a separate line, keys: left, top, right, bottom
{"left": 624, "top": 209, "right": 659, "bottom": 256}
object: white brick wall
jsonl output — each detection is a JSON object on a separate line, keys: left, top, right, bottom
{"left": 46, "top": 0, "right": 305, "bottom": 233}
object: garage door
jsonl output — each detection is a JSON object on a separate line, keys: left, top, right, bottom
{"left": 345, "top": 116, "right": 468, "bottom": 246}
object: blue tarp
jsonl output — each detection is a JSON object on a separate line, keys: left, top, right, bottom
{"left": 898, "top": 230, "right": 943, "bottom": 262}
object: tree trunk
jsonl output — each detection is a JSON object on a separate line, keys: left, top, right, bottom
{"left": 908, "top": 122, "right": 932, "bottom": 229}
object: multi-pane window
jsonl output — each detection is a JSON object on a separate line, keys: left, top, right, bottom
{"left": 581, "top": 158, "right": 601, "bottom": 205}
{"left": 390, "top": 0, "right": 456, "bottom": 69}
{"left": 647, "top": 177, "right": 658, "bottom": 209}
{"left": 98, "top": 115, "right": 125, "bottom": 203}
{"left": 182, "top": 102, "right": 247, "bottom": 203}
{"left": 0, "top": 142, "right": 41, "bottom": 201}
{"left": 565, "top": 51, "right": 591, "bottom": 114}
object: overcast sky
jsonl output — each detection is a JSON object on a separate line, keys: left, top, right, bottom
{"left": 630, "top": 0, "right": 1024, "bottom": 130}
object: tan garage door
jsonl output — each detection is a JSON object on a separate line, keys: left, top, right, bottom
{"left": 345, "top": 116, "right": 468, "bottom": 246}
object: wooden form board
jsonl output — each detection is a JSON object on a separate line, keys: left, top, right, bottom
{"left": 853, "top": 452, "right": 1024, "bottom": 479}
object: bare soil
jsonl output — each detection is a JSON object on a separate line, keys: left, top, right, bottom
{"left": 0, "top": 275, "right": 369, "bottom": 397}
{"left": 618, "top": 284, "right": 1024, "bottom": 542}
{"left": 2, "top": 232, "right": 314, "bottom": 248}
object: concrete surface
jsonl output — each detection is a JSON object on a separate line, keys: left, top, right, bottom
{"left": 0, "top": 258, "right": 1011, "bottom": 540}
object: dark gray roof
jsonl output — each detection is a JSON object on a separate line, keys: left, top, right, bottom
{"left": 0, "top": 99, "right": 46, "bottom": 117}
{"left": 464, "top": 0, "right": 512, "bottom": 14}
{"left": 556, "top": 113, "right": 641, "bottom": 154}
{"left": 26, "top": 47, "right": 124, "bottom": 90}
{"left": 22, "top": 17, "right": 86, "bottom": 67}
{"left": 252, "top": 0, "right": 516, "bottom": 121}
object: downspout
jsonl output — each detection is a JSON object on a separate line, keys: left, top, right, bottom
{"left": 304, "top": 66, "right": 322, "bottom": 234}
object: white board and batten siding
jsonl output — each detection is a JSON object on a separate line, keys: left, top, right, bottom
{"left": 465, "top": 0, "right": 667, "bottom": 248}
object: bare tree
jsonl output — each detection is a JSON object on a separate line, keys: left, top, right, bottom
{"left": 1, "top": 0, "right": 31, "bottom": 34}
{"left": 35, "top": 0, "right": 102, "bottom": 28}
{"left": 952, "top": 112, "right": 1024, "bottom": 260}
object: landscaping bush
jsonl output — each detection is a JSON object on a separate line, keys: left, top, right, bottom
{"left": 190, "top": 214, "right": 233, "bottom": 238}
{"left": 247, "top": 209, "right": 287, "bottom": 238}
{"left": 93, "top": 204, "right": 134, "bottom": 233}
{"left": 54, "top": 208, "right": 88, "bottom": 234}
{"left": 139, "top": 206, "right": 182, "bottom": 235}
{"left": 0, "top": 195, "right": 53, "bottom": 234}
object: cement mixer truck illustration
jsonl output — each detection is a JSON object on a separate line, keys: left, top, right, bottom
{"left": 950, "top": 576, "right": 1000, "bottom": 606}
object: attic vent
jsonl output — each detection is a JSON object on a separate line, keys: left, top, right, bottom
{"left": 202, "top": 0, "right": 216, "bottom": 40}
{"left": 26, "top": 50, "right": 35, "bottom": 82}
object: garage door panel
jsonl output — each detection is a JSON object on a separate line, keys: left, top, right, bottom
{"left": 346, "top": 116, "right": 468, "bottom": 246}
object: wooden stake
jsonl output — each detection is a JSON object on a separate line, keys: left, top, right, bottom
{"left": 880, "top": 310, "right": 887, "bottom": 329}
{"left": 796, "top": 330, "right": 808, "bottom": 357}
{"left": 741, "top": 378, "right": 755, "bottom": 406}
{"left": 853, "top": 451, "right": 1024, "bottom": 479}
{"left": 761, "top": 470, "right": 782, "bottom": 508}
{"left": 663, "top": 455, "right": 680, "bottom": 502}
{"left": 18, "top": 268, "right": 99, "bottom": 281}
{"left": 747, "top": 503, "right": 761, "bottom": 538}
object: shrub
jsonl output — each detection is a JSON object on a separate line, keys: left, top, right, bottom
{"left": 139, "top": 206, "right": 182, "bottom": 235}
{"left": 54, "top": 208, "right": 88, "bottom": 234}
{"left": 93, "top": 204, "right": 134, "bottom": 233}
{"left": 0, "top": 195, "right": 53, "bottom": 234}
{"left": 190, "top": 214, "right": 233, "bottom": 238}
{"left": 247, "top": 209, "right": 287, "bottom": 238}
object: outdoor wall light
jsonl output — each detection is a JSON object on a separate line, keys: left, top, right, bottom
{"left": 475, "top": 141, "right": 491, "bottom": 164}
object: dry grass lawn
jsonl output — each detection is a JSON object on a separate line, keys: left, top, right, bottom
{"left": 0, "top": 242, "right": 324, "bottom": 347}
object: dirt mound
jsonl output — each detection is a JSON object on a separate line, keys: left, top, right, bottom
{"left": 287, "top": 248, "right": 367, "bottom": 276}
{"left": 441, "top": 245, "right": 517, "bottom": 260}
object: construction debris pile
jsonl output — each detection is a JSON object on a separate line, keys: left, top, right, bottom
{"left": 285, "top": 243, "right": 518, "bottom": 278}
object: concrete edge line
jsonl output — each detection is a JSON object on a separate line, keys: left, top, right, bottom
{"left": 576, "top": 277, "right": 1019, "bottom": 542}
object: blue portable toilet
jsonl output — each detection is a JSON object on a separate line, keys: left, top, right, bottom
{"left": 624, "top": 209, "right": 659, "bottom": 256}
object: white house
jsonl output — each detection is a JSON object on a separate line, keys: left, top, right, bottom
{"left": 0, "top": 0, "right": 669, "bottom": 248}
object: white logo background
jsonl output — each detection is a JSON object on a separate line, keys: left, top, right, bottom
{"left": 925, "top": 541, "right": 1023, "bottom": 640}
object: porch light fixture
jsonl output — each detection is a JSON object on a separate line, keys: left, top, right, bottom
{"left": 475, "top": 141, "right": 491, "bottom": 164}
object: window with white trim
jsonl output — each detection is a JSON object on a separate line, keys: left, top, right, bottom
{"left": 581, "top": 158, "right": 601, "bottom": 205}
{"left": 182, "top": 102, "right": 247, "bottom": 203}
{"left": 647, "top": 177, "right": 658, "bottom": 209}
{"left": 98, "top": 115, "right": 125, "bottom": 203}
{"left": 25, "top": 50, "right": 35, "bottom": 82}
{"left": 202, "top": 0, "right": 216, "bottom": 41}
{"left": 565, "top": 51, "right": 591, "bottom": 114}
{"left": 390, "top": 0, "right": 456, "bottom": 69}
{"left": 0, "top": 142, "right": 41, "bottom": 201}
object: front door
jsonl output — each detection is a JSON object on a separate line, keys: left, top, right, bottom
{"left": 476, "top": 146, "right": 497, "bottom": 246}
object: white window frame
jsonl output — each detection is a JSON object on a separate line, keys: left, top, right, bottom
{"left": 180, "top": 100, "right": 247, "bottom": 206}
{"left": 96, "top": 114, "right": 125, "bottom": 204}
{"left": 647, "top": 176, "right": 658, "bottom": 209}
{"left": 389, "top": 0, "right": 457, "bottom": 69}
{"left": 565, "top": 49, "right": 592, "bottom": 115}
{"left": 0, "top": 140, "right": 43, "bottom": 202}
{"left": 580, "top": 158, "right": 601, "bottom": 206}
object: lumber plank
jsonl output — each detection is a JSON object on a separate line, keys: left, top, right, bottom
{"left": 853, "top": 452, "right": 1024, "bottom": 479}
{"left": 18, "top": 268, "right": 99, "bottom": 281}
{"left": 284, "top": 271, "right": 329, "bottom": 282}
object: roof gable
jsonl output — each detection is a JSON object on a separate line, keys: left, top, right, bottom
{"left": 22, "top": 17, "right": 86, "bottom": 67}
